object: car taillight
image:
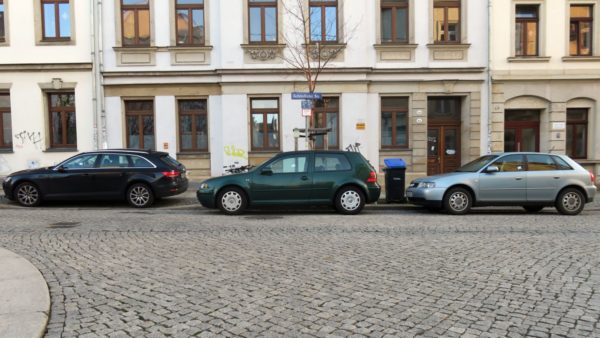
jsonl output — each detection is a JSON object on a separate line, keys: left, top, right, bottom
{"left": 590, "top": 171, "right": 595, "bottom": 185}
{"left": 367, "top": 171, "right": 377, "bottom": 183}
{"left": 162, "top": 170, "right": 180, "bottom": 178}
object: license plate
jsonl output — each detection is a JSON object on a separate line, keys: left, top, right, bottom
{"left": 406, "top": 191, "right": 413, "bottom": 198}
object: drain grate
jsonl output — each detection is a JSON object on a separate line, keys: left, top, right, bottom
{"left": 48, "top": 221, "right": 81, "bottom": 229}
{"left": 244, "top": 215, "right": 284, "bottom": 220}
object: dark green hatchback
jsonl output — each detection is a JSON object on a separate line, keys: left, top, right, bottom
{"left": 197, "top": 151, "right": 381, "bottom": 215}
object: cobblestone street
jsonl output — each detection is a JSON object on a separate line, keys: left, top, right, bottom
{"left": 1, "top": 202, "right": 600, "bottom": 337}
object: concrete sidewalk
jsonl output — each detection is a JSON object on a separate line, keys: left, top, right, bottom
{"left": 0, "top": 248, "right": 50, "bottom": 338}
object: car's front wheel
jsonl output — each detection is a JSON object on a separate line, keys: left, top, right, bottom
{"left": 15, "top": 182, "right": 42, "bottom": 207}
{"left": 443, "top": 187, "right": 472, "bottom": 215}
{"left": 127, "top": 183, "right": 155, "bottom": 208}
{"left": 335, "top": 186, "right": 365, "bottom": 215}
{"left": 217, "top": 187, "right": 247, "bottom": 215}
{"left": 555, "top": 188, "right": 585, "bottom": 215}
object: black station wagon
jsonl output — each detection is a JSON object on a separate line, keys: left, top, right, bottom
{"left": 2, "top": 149, "right": 188, "bottom": 208}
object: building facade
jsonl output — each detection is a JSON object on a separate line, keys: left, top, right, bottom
{"left": 0, "top": 0, "right": 96, "bottom": 175}
{"left": 491, "top": 0, "right": 600, "bottom": 175}
{"left": 101, "top": 0, "right": 490, "bottom": 183}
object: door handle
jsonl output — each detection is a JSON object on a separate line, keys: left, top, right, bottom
{"left": 515, "top": 177, "right": 523, "bottom": 180}
{"left": 553, "top": 177, "right": 560, "bottom": 180}
{"left": 301, "top": 176, "right": 309, "bottom": 181}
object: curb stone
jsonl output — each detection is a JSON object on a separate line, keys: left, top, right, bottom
{"left": 0, "top": 248, "right": 50, "bottom": 338}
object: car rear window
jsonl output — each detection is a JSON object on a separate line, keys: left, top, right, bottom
{"left": 129, "top": 155, "right": 154, "bottom": 168}
{"left": 315, "top": 154, "right": 352, "bottom": 172}
{"left": 552, "top": 156, "right": 573, "bottom": 170}
{"left": 160, "top": 155, "right": 183, "bottom": 169}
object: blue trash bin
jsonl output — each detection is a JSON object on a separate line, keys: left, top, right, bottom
{"left": 383, "top": 158, "right": 406, "bottom": 203}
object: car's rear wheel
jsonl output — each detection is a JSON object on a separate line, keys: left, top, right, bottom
{"left": 15, "top": 182, "right": 42, "bottom": 207}
{"left": 443, "top": 187, "right": 472, "bottom": 215}
{"left": 523, "top": 205, "right": 544, "bottom": 213}
{"left": 217, "top": 187, "right": 247, "bottom": 215}
{"left": 335, "top": 186, "right": 365, "bottom": 215}
{"left": 127, "top": 183, "right": 154, "bottom": 208}
{"left": 555, "top": 188, "right": 585, "bottom": 215}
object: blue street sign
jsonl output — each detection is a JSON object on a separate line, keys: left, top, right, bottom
{"left": 301, "top": 100, "right": 313, "bottom": 109}
{"left": 292, "top": 92, "right": 322, "bottom": 100}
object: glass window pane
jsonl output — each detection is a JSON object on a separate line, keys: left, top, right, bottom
{"left": 252, "top": 114, "right": 264, "bottom": 148}
{"left": 44, "top": 3, "right": 57, "bottom": 38}
{"left": 100, "top": 154, "right": 130, "bottom": 168}
{"left": 568, "top": 109, "right": 587, "bottom": 121}
{"left": 570, "top": 23, "right": 578, "bottom": 56}
{"left": 196, "top": 115, "right": 208, "bottom": 149}
{"left": 123, "top": 0, "right": 149, "bottom": 5}
{"left": 526, "top": 154, "right": 556, "bottom": 171}
{"left": 127, "top": 116, "right": 139, "bottom": 148}
{"left": 177, "top": 0, "right": 203, "bottom": 4}
{"left": 433, "top": 7, "right": 444, "bottom": 42}
{"left": 575, "top": 124, "right": 587, "bottom": 158}
{"left": 180, "top": 115, "right": 192, "bottom": 150}
{"left": 138, "top": 9, "right": 150, "bottom": 45}
{"left": 251, "top": 99, "right": 278, "bottom": 109}
{"left": 310, "top": 7, "right": 322, "bottom": 41}
{"left": 122, "top": 9, "right": 136, "bottom": 45}
{"left": 381, "top": 8, "right": 392, "bottom": 42}
{"left": 67, "top": 112, "right": 76, "bottom": 145}
{"left": 0, "top": 94, "right": 9, "bottom": 108}
{"left": 325, "top": 6, "right": 337, "bottom": 41}
{"left": 395, "top": 112, "right": 407, "bottom": 145}
{"left": 381, "top": 112, "right": 392, "bottom": 146}
{"left": 267, "top": 113, "right": 278, "bottom": 148}
{"left": 265, "top": 7, "right": 277, "bottom": 42}
{"left": 326, "top": 112, "right": 337, "bottom": 147}
{"left": 143, "top": 115, "right": 155, "bottom": 150}
{"left": 382, "top": 97, "right": 408, "bottom": 108}
{"left": 581, "top": 21, "right": 592, "bottom": 55}
{"left": 396, "top": 8, "right": 408, "bottom": 42}
{"left": 521, "top": 128, "right": 537, "bottom": 152}
{"left": 315, "top": 154, "right": 351, "bottom": 171}
{"left": 2, "top": 112, "right": 11, "bottom": 145}
{"left": 176, "top": 9, "right": 189, "bottom": 44}
{"left": 0, "top": 5, "right": 5, "bottom": 39}
{"left": 249, "top": 7, "right": 261, "bottom": 42}
{"left": 571, "top": 5, "right": 592, "bottom": 18}
{"left": 526, "top": 22, "right": 537, "bottom": 55}
{"left": 493, "top": 155, "right": 525, "bottom": 172}
{"left": 447, "top": 7, "right": 459, "bottom": 42}
{"left": 59, "top": 3, "right": 71, "bottom": 37}
{"left": 271, "top": 156, "right": 307, "bottom": 173}
{"left": 63, "top": 155, "right": 98, "bottom": 169}
{"left": 516, "top": 6, "right": 538, "bottom": 19}
{"left": 130, "top": 156, "right": 154, "bottom": 168}
{"left": 192, "top": 9, "right": 204, "bottom": 44}
{"left": 515, "top": 21, "right": 524, "bottom": 55}
{"left": 51, "top": 112, "right": 62, "bottom": 145}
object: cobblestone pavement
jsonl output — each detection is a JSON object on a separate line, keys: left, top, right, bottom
{"left": 1, "top": 200, "right": 600, "bottom": 337}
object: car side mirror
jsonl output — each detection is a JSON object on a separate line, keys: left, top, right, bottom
{"left": 486, "top": 165, "right": 499, "bottom": 173}
{"left": 261, "top": 168, "right": 273, "bottom": 176}
{"left": 56, "top": 165, "right": 66, "bottom": 172}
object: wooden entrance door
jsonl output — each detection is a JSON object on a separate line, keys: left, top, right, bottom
{"left": 504, "top": 110, "right": 540, "bottom": 152}
{"left": 427, "top": 125, "right": 461, "bottom": 176}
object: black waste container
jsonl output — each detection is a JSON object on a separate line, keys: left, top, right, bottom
{"left": 383, "top": 158, "right": 406, "bottom": 203}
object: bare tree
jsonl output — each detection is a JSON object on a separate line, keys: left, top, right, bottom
{"left": 280, "top": 0, "right": 358, "bottom": 148}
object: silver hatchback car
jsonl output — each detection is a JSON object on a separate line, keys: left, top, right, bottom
{"left": 406, "top": 153, "right": 597, "bottom": 215}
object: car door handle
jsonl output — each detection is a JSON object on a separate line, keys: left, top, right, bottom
{"left": 553, "top": 177, "right": 560, "bottom": 180}
{"left": 301, "top": 176, "right": 309, "bottom": 181}
{"left": 515, "top": 177, "right": 523, "bottom": 180}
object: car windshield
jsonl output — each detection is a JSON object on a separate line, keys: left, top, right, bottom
{"left": 455, "top": 155, "right": 499, "bottom": 172}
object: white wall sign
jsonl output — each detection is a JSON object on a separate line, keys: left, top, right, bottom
{"left": 552, "top": 122, "right": 566, "bottom": 130}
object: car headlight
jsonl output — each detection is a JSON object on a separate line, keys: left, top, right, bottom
{"left": 199, "top": 183, "right": 209, "bottom": 190}
{"left": 418, "top": 182, "right": 436, "bottom": 188}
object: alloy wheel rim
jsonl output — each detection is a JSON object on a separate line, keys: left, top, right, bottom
{"left": 562, "top": 192, "right": 581, "bottom": 211}
{"left": 130, "top": 186, "right": 150, "bottom": 206}
{"left": 222, "top": 191, "right": 242, "bottom": 212}
{"left": 449, "top": 192, "right": 468, "bottom": 212}
{"left": 341, "top": 191, "right": 361, "bottom": 211}
{"left": 17, "top": 185, "right": 39, "bottom": 206}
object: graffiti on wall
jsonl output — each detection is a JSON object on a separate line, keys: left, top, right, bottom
{"left": 224, "top": 145, "right": 247, "bottom": 160}
{"left": 13, "top": 130, "right": 43, "bottom": 150}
